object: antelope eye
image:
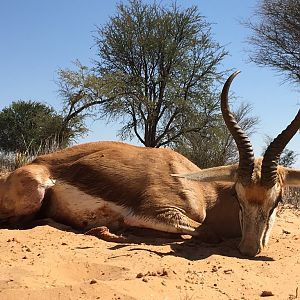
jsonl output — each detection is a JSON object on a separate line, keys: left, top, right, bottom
{"left": 277, "top": 194, "right": 283, "bottom": 204}
{"left": 268, "top": 194, "right": 282, "bottom": 218}
{"left": 231, "top": 187, "right": 239, "bottom": 199}
{"left": 232, "top": 191, "right": 244, "bottom": 211}
{"left": 273, "top": 193, "right": 283, "bottom": 208}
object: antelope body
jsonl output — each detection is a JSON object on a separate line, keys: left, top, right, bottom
{"left": 0, "top": 142, "right": 241, "bottom": 239}
{"left": 0, "top": 71, "right": 300, "bottom": 257}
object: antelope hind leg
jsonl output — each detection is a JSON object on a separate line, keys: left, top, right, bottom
{"left": 1, "top": 164, "right": 54, "bottom": 225}
{"left": 84, "top": 226, "right": 129, "bottom": 243}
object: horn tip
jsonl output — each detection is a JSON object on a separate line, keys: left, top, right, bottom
{"left": 232, "top": 70, "right": 241, "bottom": 78}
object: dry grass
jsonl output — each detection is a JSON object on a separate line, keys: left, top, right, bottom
{"left": 0, "top": 141, "right": 61, "bottom": 172}
{"left": 283, "top": 186, "right": 300, "bottom": 208}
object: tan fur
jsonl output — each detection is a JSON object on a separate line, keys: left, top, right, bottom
{"left": 0, "top": 141, "right": 241, "bottom": 240}
{"left": 1, "top": 141, "right": 299, "bottom": 257}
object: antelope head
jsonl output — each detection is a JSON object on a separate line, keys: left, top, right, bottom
{"left": 175, "top": 71, "right": 300, "bottom": 257}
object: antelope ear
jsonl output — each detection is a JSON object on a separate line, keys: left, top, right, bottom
{"left": 171, "top": 165, "right": 238, "bottom": 182}
{"left": 284, "top": 168, "right": 300, "bottom": 186}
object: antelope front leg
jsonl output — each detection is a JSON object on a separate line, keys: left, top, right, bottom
{"left": 124, "top": 207, "right": 221, "bottom": 243}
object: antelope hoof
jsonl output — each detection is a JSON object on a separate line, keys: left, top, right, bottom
{"left": 84, "top": 226, "right": 128, "bottom": 243}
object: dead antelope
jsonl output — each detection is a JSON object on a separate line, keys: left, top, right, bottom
{"left": 0, "top": 71, "right": 299, "bottom": 257}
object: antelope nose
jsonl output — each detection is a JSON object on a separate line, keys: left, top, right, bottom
{"left": 239, "top": 245, "right": 261, "bottom": 258}
{"left": 240, "top": 248, "right": 259, "bottom": 258}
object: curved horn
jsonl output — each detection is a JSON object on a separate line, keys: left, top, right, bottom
{"left": 261, "top": 109, "right": 300, "bottom": 187}
{"left": 221, "top": 71, "right": 255, "bottom": 185}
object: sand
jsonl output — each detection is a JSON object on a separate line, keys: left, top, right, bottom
{"left": 0, "top": 207, "right": 299, "bottom": 300}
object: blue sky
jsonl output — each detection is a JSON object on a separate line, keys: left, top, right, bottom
{"left": 0, "top": 0, "right": 299, "bottom": 165}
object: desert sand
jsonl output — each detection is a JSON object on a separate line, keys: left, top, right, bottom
{"left": 0, "top": 206, "right": 299, "bottom": 300}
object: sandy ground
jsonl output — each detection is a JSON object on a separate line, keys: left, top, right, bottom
{"left": 0, "top": 206, "right": 299, "bottom": 300}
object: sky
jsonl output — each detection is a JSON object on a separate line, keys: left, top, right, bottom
{"left": 0, "top": 0, "right": 299, "bottom": 165}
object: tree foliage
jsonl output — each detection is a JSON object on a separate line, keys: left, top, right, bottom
{"left": 263, "top": 135, "right": 298, "bottom": 167}
{"left": 279, "top": 149, "right": 298, "bottom": 167}
{"left": 57, "top": 60, "right": 114, "bottom": 129}
{"left": 246, "top": 0, "right": 300, "bottom": 85}
{"left": 58, "top": 0, "right": 229, "bottom": 147}
{"left": 173, "top": 102, "right": 259, "bottom": 168}
{"left": 0, "top": 100, "right": 86, "bottom": 154}
{"left": 56, "top": 0, "right": 259, "bottom": 166}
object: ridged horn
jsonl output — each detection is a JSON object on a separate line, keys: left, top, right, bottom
{"left": 221, "top": 71, "right": 255, "bottom": 185}
{"left": 261, "top": 109, "right": 300, "bottom": 187}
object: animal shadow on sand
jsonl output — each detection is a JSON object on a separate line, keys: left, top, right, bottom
{"left": 120, "top": 234, "right": 274, "bottom": 262}
{"left": 82, "top": 224, "right": 275, "bottom": 262}
{"left": 1, "top": 218, "right": 274, "bottom": 262}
